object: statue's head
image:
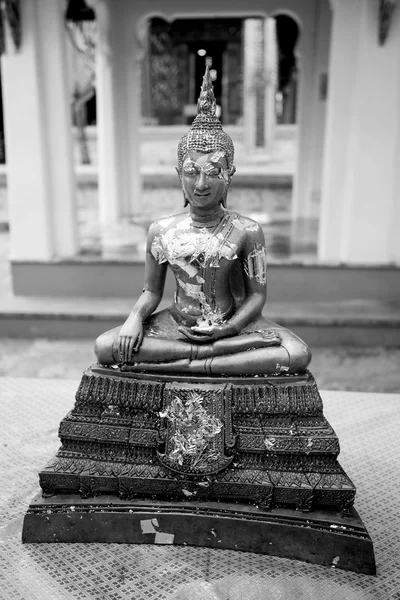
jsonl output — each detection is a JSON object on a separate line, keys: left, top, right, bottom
{"left": 177, "top": 64, "right": 236, "bottom": 208}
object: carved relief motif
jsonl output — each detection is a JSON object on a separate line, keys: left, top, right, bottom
{"left": 231, "top": 378, "right": 323, "bottom": 416}
{"left": 157, "top": 382, "right": 234, "bottom": 475}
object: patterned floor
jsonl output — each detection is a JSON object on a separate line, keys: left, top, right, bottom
{"left": 1, "top": 377, "right": 399, "bottom": 600}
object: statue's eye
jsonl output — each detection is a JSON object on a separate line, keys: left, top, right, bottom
{"left": 183, "top": 163, "right": 198, "bottom": 175}
{"left": 204, "top": 165, "right": 221, "bottom": 177}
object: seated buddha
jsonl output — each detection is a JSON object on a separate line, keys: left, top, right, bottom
{"left": 95, "top": 65, "right": 311, "bottom": 376}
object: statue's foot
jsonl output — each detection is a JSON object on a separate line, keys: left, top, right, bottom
{"left": 121, "top": 359, "right": 192, "bottom": 373}
{"left": 121, "top": 357, "right": 215, "bottom": 375}
{"left": 187, "top": 347, "right": 290, "bottom": 376}
{"left": 194, "top": 330, "right": 282, "bottom": 360}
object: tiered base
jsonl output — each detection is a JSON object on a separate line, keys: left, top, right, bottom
{"left": 22, "top": 366, "right": 375, "bottom": 573}
{"left": 37, "top": 367, "right": 357, "bottom": 512}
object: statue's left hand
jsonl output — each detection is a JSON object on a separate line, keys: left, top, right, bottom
{"left": 179, "top": 323, "right": 236, "bottom": 343}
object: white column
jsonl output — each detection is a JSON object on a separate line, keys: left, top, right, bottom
{"left": 263, "top": 18, "right": 277, "bottom": 149}
{"left": 243, "top": 18, "right": 276, "bottom": 154}
{"left": 243, "top": 19, "right": 259, "bottom": 151}
{"left": 291, "top": 1, "right": 331, "bottom": 223}
{"left": 319, "top": 0, "right": 400, "bottom": 264}
{"left": 91, "top": 0, "right": 142, "bottom": 226}
{"left": 1, "top": 0, "right": 78, "bottom": 260}
{"left": 243, "top": 18, "right": 277, "bottom": 154}
{"left": 290, "top": 7, "right": 318, "bottom": 222}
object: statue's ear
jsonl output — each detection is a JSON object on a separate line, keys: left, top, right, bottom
{"left": 221, "top": 165, "right": 235, "bottom": 208}
{"left": 176, "top": 167, "right": 188, "bottom": 206}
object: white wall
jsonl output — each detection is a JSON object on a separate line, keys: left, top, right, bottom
{"left": 319, "top": 0, "right": 400, "bottom": 264}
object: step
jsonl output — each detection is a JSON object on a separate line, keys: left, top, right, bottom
{"left": 0, "top": 294, "right": 399, "bottom": 346}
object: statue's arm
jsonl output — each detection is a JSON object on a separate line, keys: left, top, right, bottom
{"left": 118, "top": 223, "right": 167, "bottom": 362}
{"left": 131, "top": 223, "right": 168, "bottom": 317}
{"left": 223, "top": 223, "right": 267, "bottom": 333}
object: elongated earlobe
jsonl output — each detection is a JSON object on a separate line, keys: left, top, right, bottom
{"left": 221, "top": 165, "right": 235, "bottom": 208}
{"left": 176, "top": 166, "right": 188, "bottom": 206}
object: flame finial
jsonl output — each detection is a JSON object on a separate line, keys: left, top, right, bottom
{"left": 197, "top": 63, "right": 217, "bottom": 117}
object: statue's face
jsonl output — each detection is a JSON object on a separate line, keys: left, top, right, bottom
{"left": 180, "top": 151, "right": 229, "bottom": 210}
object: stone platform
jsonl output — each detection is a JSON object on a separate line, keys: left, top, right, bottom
{"left": 22, "top": 366, "right": 375, "bottom": 573}
{"left": 22, "top": 496, "right": 375, "bottom": 575}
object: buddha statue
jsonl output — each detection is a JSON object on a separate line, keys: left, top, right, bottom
{"left": 29, "top": 70, "right": 371, "bottom": 569}
{"left": 95, "top": 65, "right": 311, "bottom": 377}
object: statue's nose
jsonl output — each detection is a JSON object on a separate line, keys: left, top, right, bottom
{"left": 195, "top": 171, "right": 209, "bottom": 191}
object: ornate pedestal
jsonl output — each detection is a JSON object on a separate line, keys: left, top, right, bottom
{"left": 22, "top": 366, "right": 376, "bottom": 574}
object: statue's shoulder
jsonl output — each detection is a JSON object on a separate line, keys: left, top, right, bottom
{"left": 228, "top": 211, "right": 263, "bottom": 235}
{"left": 148, "top": 212, "right": 188, "bottom": 236}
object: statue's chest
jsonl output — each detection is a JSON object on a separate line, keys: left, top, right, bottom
{"left": 160, "top": 227, "right": 238, "bottom": 270}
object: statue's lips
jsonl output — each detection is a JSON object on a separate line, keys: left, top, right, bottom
{"left": 194, "top": 192, "right": 211, "bottom": 197}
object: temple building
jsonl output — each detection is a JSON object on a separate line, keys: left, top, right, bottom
{"left": 1, "top": 0, "right": 400, "bottom": 299}
{"left": 139, "top": 15, "right": 296, "bottom": 127}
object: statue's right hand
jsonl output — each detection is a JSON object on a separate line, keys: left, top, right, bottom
{"left": 117, "top": 316, "right": 144, "bottom": 363}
